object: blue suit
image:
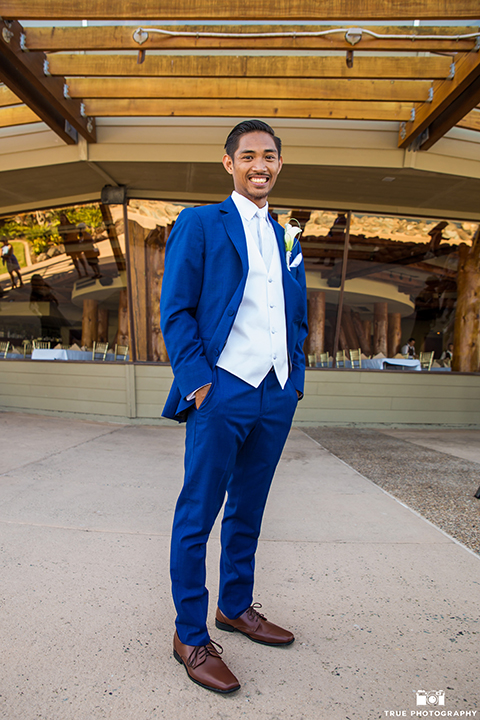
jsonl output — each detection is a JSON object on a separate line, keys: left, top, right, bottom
{"left": 160, "top": 197, "right": 308, "bottom": 645}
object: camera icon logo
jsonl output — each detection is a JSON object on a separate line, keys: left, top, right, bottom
{"left": 416, "top": 690, "right": 446, "bottom": 706}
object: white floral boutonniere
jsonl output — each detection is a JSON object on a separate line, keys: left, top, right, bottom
{"left": 284, "top": 219, "right": 303, "bottom": 271}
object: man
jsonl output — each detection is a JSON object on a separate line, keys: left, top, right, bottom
{"left": 401, "top": 337, "right": 416, "bottom": 357}
{"left": 160, "top": 119, "right": 308, "bottom": 694}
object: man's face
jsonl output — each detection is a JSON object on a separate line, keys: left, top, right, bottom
{"left": 222, "top": 131, "right": 283, "bottom": 208}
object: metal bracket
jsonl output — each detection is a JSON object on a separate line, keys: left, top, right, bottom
{"left": 80, "top": 102, "right": 86, "bottom": 118}
{"left": 20, "top": 32, "right": 28, "bottom": 51}
{"left": 410, "top": 108, "right": 416, "bottom": 122}
{"left": 400, "top": 122, "right": 407, "bottom": 140}
{"left": 63, "top": 83, "right": 71, "bottom": 100}
{"left": 345, "top": 28, "right": 362, "bottom": 46}
{"left": 43, "top": 58, "right": 50, "bottom": 76}
{"left": 448, "top": 62, "right": 456, "bottom": 80}
{"left": 2, "top": 26, "right": 13, "bottom": 43}
{"left": 428, "top": 87, "right": 434, "bottom": 102}
{"left": 133, "top": 28, "right": 149, "bottom": 45}
{"left": 409, "top": 127, "right": 429, "bottom": 152}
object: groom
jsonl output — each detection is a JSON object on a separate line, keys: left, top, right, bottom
{"left": 160, "top": 119, "right": 308, "bottom": 693}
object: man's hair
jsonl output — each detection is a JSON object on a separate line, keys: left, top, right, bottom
{"left": 224, "top": 119, "right": 281, "bottom": 158}
{"left": 408, "top": 337, "right": 415, "bottom": 343}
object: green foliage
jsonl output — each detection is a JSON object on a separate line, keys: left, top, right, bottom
{"left": 0, "top": 203, "right": 103, "bottom": 256}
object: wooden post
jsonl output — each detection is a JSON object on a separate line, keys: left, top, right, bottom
{"left": 373, "top": 302, "right": 388, "bottom": 355}
{"left": 351, "top": 310, "right": 370, "bottom": 355}
{"left": 97, "top": 307, "right": 109, "bottom": 343}
{"left": 388, "top": 312, "right": 402, "bottom": 357}
{"left": 81, "top": 299, "right": 98, "bottom": 348}
{"left": 362, "top": 319, "right": 372, "bottom": 356}
{"left": 116, "top": 288, "right": 129, "bottom": 346}
{"left": 341, "top": 306, "right": 360, "bottom": 350}
{"left": 453, "top": 231, "right": 480, "bottom": 372}
{"left": 306, "top": 291, "right": 325, "bottom": 356}
{"left": 147, "top": 225, "right": 170, "bottom": 362}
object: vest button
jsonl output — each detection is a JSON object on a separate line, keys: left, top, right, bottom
{"left": 227, "top": 308, "right": 234, "bottom": 316}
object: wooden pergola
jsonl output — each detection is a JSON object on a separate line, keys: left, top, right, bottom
{"left": 0, "top": 1, "right": 479, "bottom": 150}
{"left": 1, "top": 1, "right": 480, "bottom": 372}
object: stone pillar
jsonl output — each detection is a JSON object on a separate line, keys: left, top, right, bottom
{"left": 388, "top": 312, "right": 402, "bottom": 357}
{"left": 373, "top": 302, "right": 388, "bottom": 356}
{"left": 307, "top": 291, "right": 326, "bottom": 356}
{"left": 81, "top": 299, "right": 98, "bottom": 348}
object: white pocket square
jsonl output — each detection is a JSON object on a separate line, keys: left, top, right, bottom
{"left": 290, "top": 253, "right": 303, "bottom": 269}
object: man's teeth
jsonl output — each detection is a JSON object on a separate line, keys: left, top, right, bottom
{"left": 250, "top": 177, "right": 268, "bottom": 184}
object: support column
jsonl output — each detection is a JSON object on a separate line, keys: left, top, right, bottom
{"left": 97, "top": 307, "right": 109, "bottom": 343}
{"left": 81, "top": 299, "right": 98, "bottom": 348}
{"left": 388, "top": 312, "right": 402, "bottom": 357}
{"left": 453, "top": 234, "right": 480, "bottom": 372}
{"left": 373, "top": 302, "right": 388, "bottom": 356}
{"left": 306, "top": 291, "right": 326, "bottom": 356}
{"left": 362, "top": 319, "right": 372, "bottom": 356}
{"left": 116, "top": 288, "right": 129, "bottom": 347}
{"left": 147, "top": 225, "right": 170, "bottom": 362}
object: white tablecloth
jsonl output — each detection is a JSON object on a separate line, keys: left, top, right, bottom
{"left": 31, "top": 349, "right": 120, "bottom": 361}
{"left": 314, "top": 357, "right": 422, "bottom": 371}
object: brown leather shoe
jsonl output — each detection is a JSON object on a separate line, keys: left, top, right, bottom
{"left": 215, "top": 603, "right": 295, "bottom": 646}
{"left": 173, "top": 631, "right": 240, "bottom": 694}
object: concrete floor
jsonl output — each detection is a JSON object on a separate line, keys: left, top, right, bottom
{"left": 0, "top": 412, "right": 479, "bottom": 720}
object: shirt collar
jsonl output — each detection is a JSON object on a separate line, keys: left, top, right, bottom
{"left": 231, "top": 191, "right": 269, "bottom": 222}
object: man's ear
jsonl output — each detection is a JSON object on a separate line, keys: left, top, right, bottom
{"left": 222, "top": 153, "right": 234, "bottom": 175}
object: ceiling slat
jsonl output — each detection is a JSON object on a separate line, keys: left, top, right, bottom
{"left": 0, "top": 104, "right": 40, "bottom": 128}
{"left": 4, "top": 0, "right": 480, "bottom": 20}
{"left": 48, "top": 54, "right": 453, "bottom": 80}
{"left": 67, "top": 77, "right": 431, "bottom": 102}
{"left": 24, "top": 25, "right": 479, "bottom": 52}
{"left": 0, "top": 85, "right": 22, "bottom": 107}
{"left": 457, "top": 109, "right": 480, "bottom": 132}
{"left": 82, "top": 98, "right": 413, "bottom": 120}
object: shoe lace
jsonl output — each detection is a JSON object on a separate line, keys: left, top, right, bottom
{"left": 245, "top": 602, "right": 267, "bottom": 622}
{"left": 187, "top": 639, "right": 223, "bottom": 669}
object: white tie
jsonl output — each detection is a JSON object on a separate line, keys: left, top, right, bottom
{"left": 254, "top": 210, "right": 272, "bottom": 268}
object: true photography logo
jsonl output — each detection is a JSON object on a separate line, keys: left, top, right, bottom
{"left": 383, "top": 689, "right": 477, "bottom": 717}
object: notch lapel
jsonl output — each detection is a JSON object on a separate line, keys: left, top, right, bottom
{"left": 219, "top": 196, "right": 248, "bottom": 275}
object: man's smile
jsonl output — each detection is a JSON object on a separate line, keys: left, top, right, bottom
{"left": 248, "top": 175, "right": 270, "bottom": 186}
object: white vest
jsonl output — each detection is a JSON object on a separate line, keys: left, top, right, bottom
{"left": 217, "top": 217, "right": 288, "bottom": 388}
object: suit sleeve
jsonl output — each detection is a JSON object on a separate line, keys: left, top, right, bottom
{"left": 160, "top": 208, "right": 214, "bottom": 399}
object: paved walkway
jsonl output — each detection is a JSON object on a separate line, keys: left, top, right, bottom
{"left": 0, "top": 412, "right": 479, "bottom": 720}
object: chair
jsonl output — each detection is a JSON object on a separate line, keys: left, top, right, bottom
{"left": 32, "top": 340, "right": 51, "bottom": 350}
{"left": 307, "top": 353, "right": 317, "bottom": 367}
{"left": 419, "top": 351, "right": 434, "bottom": 371}
{"left": 0, "top": 341, "right": 10, "bottom": 358}
{"left": 114, "top": 344, "right": 129, "bottom": 361}
{"left": 92, "top": 341, "right": 109, "bottom": 361}
{"left": 22, "top": 340, "right": 32, "bottom": 358}
{"left": 319, "top": 352, "right": 329, "bottom": 367}
{"left": 335, "top": 349, "right": 347, "bottom": 368}
{"left": 349, "top": 348, "right": 362, "bottom": 369}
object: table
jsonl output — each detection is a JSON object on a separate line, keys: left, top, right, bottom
{"left": 31, "top": 349, "right": 122, "bottom": 361}
{"left": 314, "top": 357, "right": 422, "bottom": 371}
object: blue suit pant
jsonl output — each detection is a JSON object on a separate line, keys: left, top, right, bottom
{"left": 170, "top": 367, "right": 298, "bottom": 646}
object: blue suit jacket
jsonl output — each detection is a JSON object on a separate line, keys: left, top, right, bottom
{"left": 160, "top": 197, "right": 308, "bottom": 422}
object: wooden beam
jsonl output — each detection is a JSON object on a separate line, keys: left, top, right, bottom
{"left": 24, "top": 25, "right": 479, "bottom": 53}
{"left": 457, "top": 108, "right": 480, "bottom": 131}
{"left": 0, "top": 18, "right": 95, "bottom": 144}
{"left": 82, "top": 98, "right": 413, "bottom": 120}
{"left": 0, "top": 104, "right": 40, "bottom": 128}
{"left": 0, "top": 85, "right": 22, "bottom": 107}
{"left": 48, "top": 54, "right": 453, "bottom": 80}
{"left": 67, "top": 77, "right": 431, "bottom": 102}
{"left": 398, "top": 50, "right": 480, "bottom": 149}
{"left": 5, "top": 0, "right": 480, "bottom": 20}
{"left": 421, "top": 75, "right": 480, "bottom": 149}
